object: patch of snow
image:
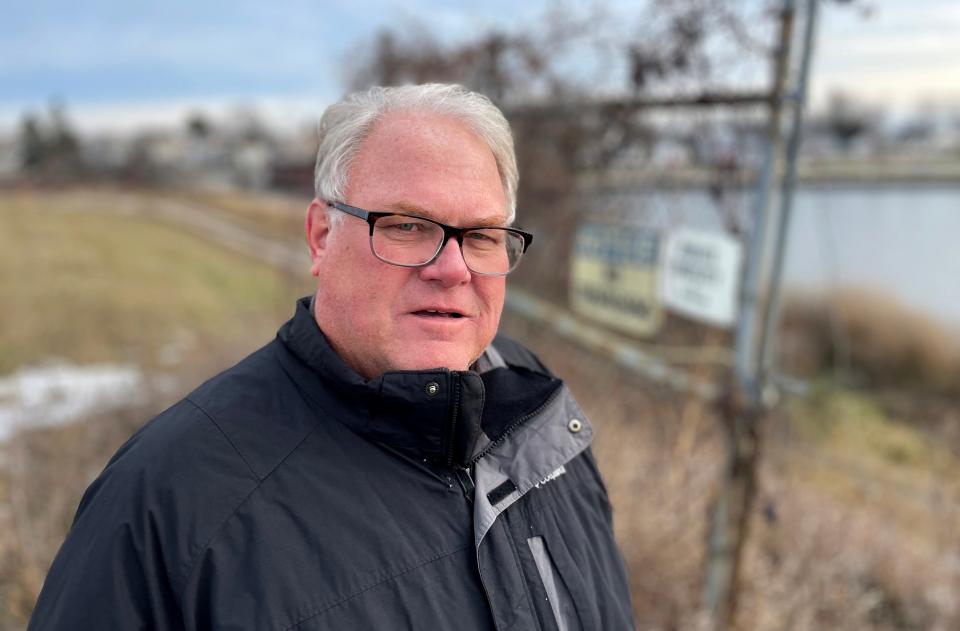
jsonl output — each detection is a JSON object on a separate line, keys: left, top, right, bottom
{"left": 0, "top": 362, "right": 144, "bottom": 441}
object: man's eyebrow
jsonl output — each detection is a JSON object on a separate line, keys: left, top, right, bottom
{"left": 382, "top": 201, "right": 435, "bottom": 217}
{"left": 469, "top": 215, "right": 511, "bottom": 228}
{"left": 382, "top": 201, "right": 508, "bottom": 227}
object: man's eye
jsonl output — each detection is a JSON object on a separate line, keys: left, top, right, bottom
{"left": 383, "top": 221, "right": 427, "bottom": 232}
{"left": 467, "top": 231, "right": 502, "bottom": 245}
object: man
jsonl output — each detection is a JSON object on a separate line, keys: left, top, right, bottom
{"left": 29, "top": 84, "right": 635, "bottom": 630}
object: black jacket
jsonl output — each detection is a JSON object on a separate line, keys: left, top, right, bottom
{"left": 29, "top": 298, "right": 635, "bottom": 630}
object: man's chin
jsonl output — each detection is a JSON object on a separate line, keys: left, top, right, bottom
{"left": 387, "top": 344, "right": 477, "bottom": 374}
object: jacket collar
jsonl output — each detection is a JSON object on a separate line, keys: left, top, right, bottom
{"left": 276, "top": 297, "right": 561, "bottom": 469}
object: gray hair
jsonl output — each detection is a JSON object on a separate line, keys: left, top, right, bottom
{"left": 313, "top": 83, "right": 518, "bottom": 224}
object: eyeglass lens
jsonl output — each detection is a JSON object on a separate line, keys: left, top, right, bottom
{"left": 372, "top": 215, "right": 524, "bottom": 274}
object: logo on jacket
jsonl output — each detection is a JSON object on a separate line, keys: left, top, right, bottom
{"left": 534, "top": 465, "right": 566, "bottom": 489}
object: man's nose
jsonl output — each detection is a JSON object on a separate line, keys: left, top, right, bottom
{"left": 419, "top": 236, "right": 472, "bottom": 286}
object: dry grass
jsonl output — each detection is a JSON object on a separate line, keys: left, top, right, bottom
{"left": 0, "top": 403, "right": 153, "bottom": 625}
{"left": 737, "top": 386, "right": 960, "bottom": 631}
{"left": 165, "top": 188, "right": 308, "bottom": 243}
{"left": 780, "top": 288, "right": 960, "bottom": 393}
{"left": 0, "top": 189, "right": 306, "bottom": 373}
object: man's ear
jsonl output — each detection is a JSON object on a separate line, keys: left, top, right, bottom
{"left": 305, "top": 199, "right": 331, "bottom": 277}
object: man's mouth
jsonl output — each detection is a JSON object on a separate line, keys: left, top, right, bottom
{"left": 413, "top": 309, "right": 466, "bottom": 319}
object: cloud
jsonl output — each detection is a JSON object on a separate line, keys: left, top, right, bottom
{"left": 810, "top": 0, "right": 960, "bottom": 110}
{"left": 4, "top": 0, "right": 959, "bottom": 126}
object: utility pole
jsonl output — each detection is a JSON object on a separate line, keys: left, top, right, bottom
{"left": 701, "top": 1, "right": 819, "bottom": 629}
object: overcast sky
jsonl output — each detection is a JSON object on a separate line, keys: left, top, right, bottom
{"left": 1, "top": 0, "right": 958, "bottom": 134}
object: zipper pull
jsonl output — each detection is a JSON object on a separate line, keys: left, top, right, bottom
{"left": 454, "top": 467, "right": 475, "bottom": 504}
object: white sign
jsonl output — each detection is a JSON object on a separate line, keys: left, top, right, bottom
{"left": 570, "top": 221, "right": 662, "bottom": 337}
{"left": 661, "top": 228, "right": 742, "bottom": 327}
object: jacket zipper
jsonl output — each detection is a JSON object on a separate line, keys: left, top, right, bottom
{"left": 476, "top": 554, "right": 501, "bottom": 631}
{"left": 467, "top": 383, "right": 565, "bottom": 631}
{"left": 457, "top": 465, "right": 501, "bottom": 630}
{"left": 443, "top": 375, "right": 462, "bottom": 467}
{"left": 454, "top": 466, "right": 475, "bottom": 504}
{"left": 468, "top": 384, "right": 564, "bottom": 467}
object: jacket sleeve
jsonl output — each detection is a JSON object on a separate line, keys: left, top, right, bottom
{"left": 27, "top": 437, "right": 185, "bottom": 631}
{"left": 28, "top": 392, "right": 264, "bottom": 631}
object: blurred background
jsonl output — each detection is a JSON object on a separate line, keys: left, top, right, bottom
{"left": 2, "top": 1, "right": 959, "bottom": 629}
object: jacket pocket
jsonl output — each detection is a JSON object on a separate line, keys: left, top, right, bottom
{"left": 527, "top": 536, "right": 580, "bottom": 631}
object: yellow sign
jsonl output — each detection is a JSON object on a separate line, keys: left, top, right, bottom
{"left": 569, "top": 221, "right": 662, "bottom": 337}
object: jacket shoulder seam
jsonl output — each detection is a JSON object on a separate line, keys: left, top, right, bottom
{"left": 176, "top": 397, "right": 323, "bottom": 603}
{"left": 184, "top": 396, "right": 261, "bottom": 482}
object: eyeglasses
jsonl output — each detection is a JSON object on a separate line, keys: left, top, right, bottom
{"left": 328, "top": 202, "right": 533, "bottom": 276}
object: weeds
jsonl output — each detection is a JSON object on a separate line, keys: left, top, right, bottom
{"left": 780, "top": 288, "right": 960, "bottom": 394}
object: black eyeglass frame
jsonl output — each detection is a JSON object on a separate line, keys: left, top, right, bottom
{"left": 327, "top": 201, "right": 533, "bottom": 276}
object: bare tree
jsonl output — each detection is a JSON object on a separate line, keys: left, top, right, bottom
{"left": 17, "top": 101, "right": 84, "bottom": 182}
{"left": 342, "top": 3, "right": 781, "bottom": 304}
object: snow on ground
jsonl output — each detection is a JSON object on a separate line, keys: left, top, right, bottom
{"left": 0, "top": 362, "right": 144, "bottom": 441}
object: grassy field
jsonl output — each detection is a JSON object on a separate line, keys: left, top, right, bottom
{"left": 167, "top": 187, "right": 309, "bottom": 243}
{"left": 0, "top": 189, "right": 310, "bottom": 373}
